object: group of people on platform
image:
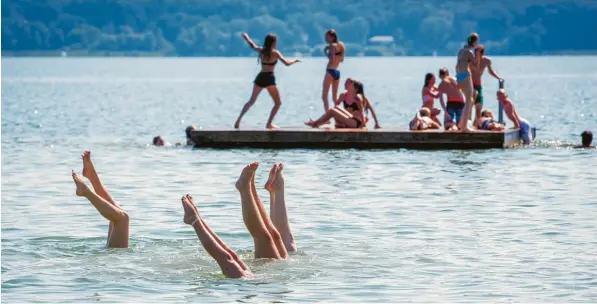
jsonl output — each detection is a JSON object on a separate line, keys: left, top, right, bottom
{"left": 233, "top": 30, "right": 380, "bottom": 131}
{"left": 408, "top": 32, "right": 532, "bottom": 144}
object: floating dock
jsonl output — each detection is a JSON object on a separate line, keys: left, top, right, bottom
{"left": 190, "top": 128, "right": 534, "bottom": 150}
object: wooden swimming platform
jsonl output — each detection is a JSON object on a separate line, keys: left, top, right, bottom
{"left": 189, "top": 128, "right": 535, "bottom": 150}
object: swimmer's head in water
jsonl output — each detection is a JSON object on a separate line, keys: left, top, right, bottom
{"left": 496, "top": 89, "right": 508, "bottom": 101}
{"left": 481, "top": 109, "right": 493, "bottom": 118}
{"left": 419, "top": 107, "right": 431, "bottom": 117}
{"left": 153, "top": 136, "right": 165, "bottom": 146}
{"left": 424, "top": 73, "right": 435, "bottom": 87}
{"left": 260, "top": 34, "right": 277, "bottom": 60}
{"left": 185, "top": 125, "right": 196, "bottom": 140}
{"left": 581, "top": 130, "right": 593, "bottom": 146}
{"left": 476, "top": 44, "right": 485, "bottom": 55}
{"left": 467, "top": 33, "right": 479, "bottom": 47}
{"left": 325, "top": 29, "right": 338, "bottom": 43}
{"left": 439, "top": 67, "right": 449, "bottom": 79}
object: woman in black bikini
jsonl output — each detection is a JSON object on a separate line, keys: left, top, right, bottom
{"left": 321, "top": 29, "right": 345, "bottom": 112}
{"left": 306, "top": 78, "right": 365, "bottom": 129}
{"left": 234, "top": 33, "right": 301, "bottom": 129}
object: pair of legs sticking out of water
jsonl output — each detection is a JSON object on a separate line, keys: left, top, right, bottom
{"left": 72, "top": 152, "right": 295, "bottom": 279}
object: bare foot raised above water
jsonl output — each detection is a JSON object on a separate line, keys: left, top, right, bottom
{"left": 81, "top": 150, "right": 95, "bottom": 179}
{"left": 72, "top": 170, "right": 90, "bottom": 197}
{"left": 264, "top": 164, "right": 278, "bottom": 192}
{"left": 273, "top": 163, "right": 285, "bottom": 190}
{"left": 266, "top": 124, "right": 279, "bottom": 130}
{"left": 181, "top": 194, "right": 199, "bottom": 225}
{"left": 235, "top": 162, "right": 259, "bottom": 190}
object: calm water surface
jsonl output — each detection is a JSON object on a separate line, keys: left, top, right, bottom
{"left": 2, "top": 57, "right": 597, "bottom": 303}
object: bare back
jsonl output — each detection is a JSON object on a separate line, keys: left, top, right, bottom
{"left": 259, "top": 50, "right": 280, "bottom": 72}
{"left": 438, "top": 77, "right": 463, "bottom": 100}
{"left": 456, "top": 47, "right": 474, "bottom": 73}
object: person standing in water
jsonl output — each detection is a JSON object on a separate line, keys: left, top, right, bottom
{"left": 322, "top": 29, "right": 346, "bottom": 112}
{"left": 71, "top": 151, "right": 129, "bottom": 248}
{"left": 455, "top": 33, "right": 479, "bottom": 131}
{"left": 234, "top": 33, "right": 301, "bottom": 129}
{"left": 471, "top": 45, "right": 503, "bottom": 121}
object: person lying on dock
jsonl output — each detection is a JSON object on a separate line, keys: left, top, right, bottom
{"left": 305, "top": 78, "right": 365, "bottom": 129}
{"left": 421, "top": 73, "right": 443, "bottom": 127}
{"left": 181, "top": 163, "right": 296, "bottom": 278}
{"left": 437, "top": 68, "right": 465, "bottom": 131}
{"left": 409, "top": 107, "right": 441, "bottom": 131}
{"left": 575, "top": 130, "right": 595, "bottom": 148}
{"left": 496, "top": 89, "right": 533, "bottom": 144}
{"left": 476, "top": 109, "right": 505, "bottom": 131}
{"left": 71, "top": 151, "right": 129, "bottom": 248}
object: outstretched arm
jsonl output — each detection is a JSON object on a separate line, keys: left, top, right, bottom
{"left": 274, "top": 50, "right": 300, "bottom": 66}
{"left": 242, "top": 33, "right": 261, "bottom": 52}
{"left": 363, "top": 96, "right": 381, "bottom": 128}
{"left": 486, "top": 58, "right": 502, "bottom": 81}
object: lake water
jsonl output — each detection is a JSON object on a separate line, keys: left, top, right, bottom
{"left": 2, "top": 57, "right": 597, "bottom": 303}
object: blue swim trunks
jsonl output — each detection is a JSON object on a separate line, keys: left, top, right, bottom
{"left": 456, "top": 72, "right": 469, "bottom": 84}
{"left": 326, "top": 69, "right": 340, "bottom": 80}
{"left": 519, "top": 118, "right": 532, "bottom": 144}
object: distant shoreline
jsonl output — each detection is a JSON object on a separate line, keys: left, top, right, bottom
{"left": 2, "top": 50, "right": 597, "bottom": 58}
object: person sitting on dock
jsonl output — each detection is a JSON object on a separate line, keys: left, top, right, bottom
{"left": 71, "top": 151, "right": 129, "bottom": 248}
{"left": 409, "top": 107, "right": 441, "bottom": 131}
{"left": 496, "top": 89, "right": 533, "bottom": 144}
{"left": 476, "top": 109, "right": 505, "bottom": 131}
{"left": 575, "top": 130, "right": 595, "bottom": 148}
{"left": 334, "top": 80, "right": 381, "bottom": 129}
{"left": 305, "top": 78, "right": 365, "bottom": 129}
{"left": 180, "top": 162, "right": 296, "bottom": 278}
{"left": 234, "top": 33, "right": 301, "bottom": 130}
{"left": 421, "top": 73, "right": 442, "bottom": 127}
{"left": 437, "top": 68, "right": 465, "bottom": 131}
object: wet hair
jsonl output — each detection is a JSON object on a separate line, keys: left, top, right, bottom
{"left": 326, "top": 29, "right": 338, "bottom": 43}
{"left": 481, "top": 109, "right": 493, "bottom": 117}
{"left": 424, "top": 73, "right": 434, "bottom": 87}
{"left": 581, "top": 130, "right": 593, "bottom": 146}
{"left": 476, "top": 44, "right": 485, "bottom": 55}
{"left": 439, "top": 68, "right": 449, "bottom": 78}
{"left": 153, "top": 136, "right": 161, "bottom": 145}
{"left": 467, "top": 33, "right": 479, "bottom": 47}
{"left": 259, "top": 34, "right": 277, "bottom": 63}
{"left": 353, "top": 80, "right": 364, "bottom": 94}
{"left": 419, "top": 107, "right": 430, "bottom": 117}
{"left": 185, "top": 125, "right": 196, "bottom": 140}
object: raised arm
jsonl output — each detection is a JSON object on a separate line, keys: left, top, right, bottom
{"left": 486, "top": 58, "right": 502, "bottom": 81}
{"left": 363, "top": 96, "right": 381, "bottom": 128}
{"left": 274, "top": 50, "right": 300, "bottom": 66}
{"left": 242, "top": 33, "right": 261, "bottom": 52}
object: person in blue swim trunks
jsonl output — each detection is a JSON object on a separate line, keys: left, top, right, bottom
{"left": 455, "top": 33, "right": 479, "bottom": 131}
{"left": 322, "top": 29, "right": 345, "bottom": 112}
{"left": 497, "top": 89, "right": 533, "bottom": 144}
